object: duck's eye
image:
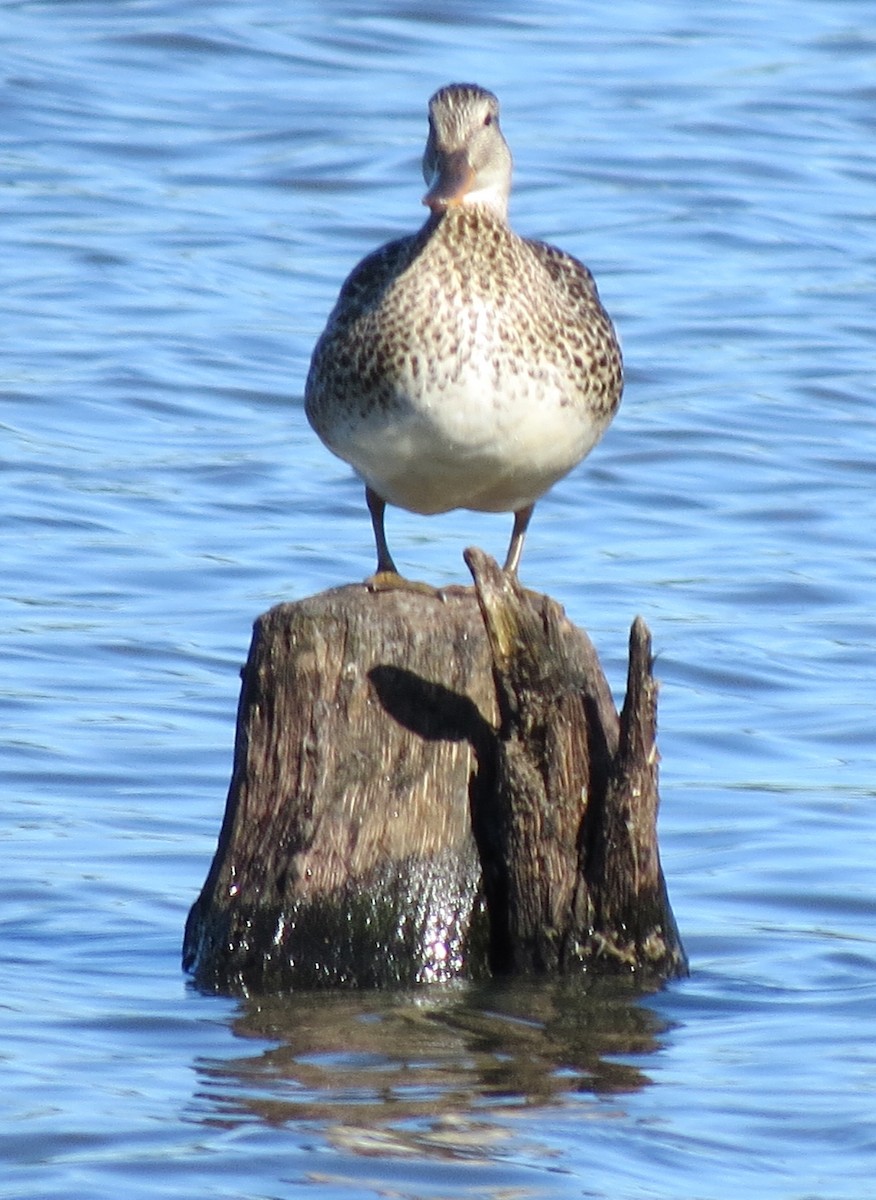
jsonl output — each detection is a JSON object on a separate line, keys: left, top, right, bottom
{"left": 483, "top": 112, "right": 493, "bottom": 127}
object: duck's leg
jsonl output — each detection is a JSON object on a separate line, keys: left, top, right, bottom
{"left": 366, "top": 486, "right": 398, "bottom": 575}
{"left": 364, "top": 486, "right": 440, "bottom": 595}
{"left": 503, "top": 504, "right": 534, "bottom": 576}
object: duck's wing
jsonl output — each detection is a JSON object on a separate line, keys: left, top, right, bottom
{"left": 523, "top": 237, "right": 603, "bottom": 307}
{"left": 323, "top": 234, "right": 421, "bottom": 329}
{"left": 522, "top": 236, "right": 623, "bottom": 415}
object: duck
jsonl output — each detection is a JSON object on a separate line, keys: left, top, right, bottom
{"left": 305, "top": 82, "right": 623, "bottom": 578}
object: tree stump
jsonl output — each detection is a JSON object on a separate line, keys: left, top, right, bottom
{"left": 184, "top": 550, "right": 687, "bottom": 993}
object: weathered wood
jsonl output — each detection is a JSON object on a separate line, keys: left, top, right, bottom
{"left": 184, "top": 554, "right": 686, "bottom": 993}
{"left": 463, "top": 548, "right": 616, "bottom": 974}
{"left": 584, "top": 616, "right": 686, "bottom": 973}
{"left": 183, "top": 584, "right": 495, "bottom": 992}
{"left": 463, "top": 550, "right": 685, "bottom": 979}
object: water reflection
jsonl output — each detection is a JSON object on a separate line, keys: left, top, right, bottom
{"left": 194, "top": 978, "right": 669, "bottom": 1154}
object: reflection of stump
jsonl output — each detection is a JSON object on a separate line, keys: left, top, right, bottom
{"left": 184, "top": 550, "right": 687, "bottom": 993}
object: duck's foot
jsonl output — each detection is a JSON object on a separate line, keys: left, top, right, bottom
{"left": 364, "top": 570, "right": 441, "bottom": 597}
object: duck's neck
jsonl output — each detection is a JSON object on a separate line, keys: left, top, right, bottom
{"left": 424, "top": 202, "right": 511, "bottom": 238}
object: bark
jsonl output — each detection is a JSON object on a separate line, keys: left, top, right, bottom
{"left": 184, "top": 554, "right": 687, "bottom": 993}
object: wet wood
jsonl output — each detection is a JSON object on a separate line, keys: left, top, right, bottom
{"left": 184, "top": 552, "right": 687, "bottom": 993}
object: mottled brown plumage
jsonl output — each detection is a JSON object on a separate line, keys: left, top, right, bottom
{"left": 305, "top": 82, "right": 623, "bottom": 576}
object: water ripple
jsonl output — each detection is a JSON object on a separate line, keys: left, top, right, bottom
{"left": 2, "top": 1, "right": 876, "bottom": 1198}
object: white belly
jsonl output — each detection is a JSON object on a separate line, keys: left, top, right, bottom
{"left": 325, "top": 356, "right": 604, "bottom": 515}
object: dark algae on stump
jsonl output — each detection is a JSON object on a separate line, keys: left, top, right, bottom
{"left": 184, "top": 552, "right": 686, "bottom": 993}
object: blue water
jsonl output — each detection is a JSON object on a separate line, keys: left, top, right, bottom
{"left": 3, "top": 1, "right": 875, "bottom": 1196}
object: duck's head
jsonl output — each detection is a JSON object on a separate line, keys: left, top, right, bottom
{"left": 422, "top": 83, "right": 512, "bottom": 220}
